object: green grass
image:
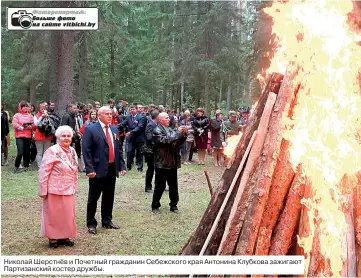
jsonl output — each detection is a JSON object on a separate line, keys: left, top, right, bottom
{"left": 1, "top": 130, "right": 224, "bottom": 256}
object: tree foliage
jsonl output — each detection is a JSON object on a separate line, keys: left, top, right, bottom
{"left": 1, "top": 1, "right": 267, "bottom": 115}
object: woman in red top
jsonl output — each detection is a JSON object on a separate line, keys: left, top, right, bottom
{"left": 34, "top": 103, "right": 54, "bottom": 168}
{"left": 12, "top": 101, "right": 35, "bottom": 174}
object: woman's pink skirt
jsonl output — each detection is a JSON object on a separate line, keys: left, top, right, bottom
{"left": 41, "top": 194, "right": 77, "bottom": 239}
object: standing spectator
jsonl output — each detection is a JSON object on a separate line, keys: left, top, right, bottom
{"left": 34, "top": 103, "right": 54, "bottom": 168}
{"left": 151, "top": 112, "right": 187, "bottom": 214}
{"left": 12, "top": 101, "right": 35, "bottom": 174}
{"left": 193, "top": 108, "right": 209, "bottom": 165}
{"left": 94, "top": 101, "right": 101, "bottom": 112}
{"left": 224, "top": 110, "right": 241, "bottom": 137}
{"left": 117, "top": 105, "right": 146, "bottom": 172}
{"left": 47, "top": 102, "right": 61, "bottom": 137}
{"left": 107, "top": 99, "right": 118, "bottom": 126}
{"left": 61, "top": 103, "right": 82, "bottom": 163}
{"left": 31, "top": 104, "right": 36, "bottom": 116}
{"left": 80, "top": 109, "right": 98, "bottom": 134}
{"left": 82, "top": 106, "right": 127, "bottom": 234}
{"left": 180, "top": 110, "right": 194, "bottom": 165}
{"left": 144, "top": 109, "right": 159, "bottom": 193}
{"left": 1, "top": 102, "right": 10, "bottom": 166}
{"left": 39, "top": 126, "right": 78, "bottom": 248}
{"left": 210, "top": 112, "right": 226, "bottom": 167}
{"left": 115, "top": 105, "right": 126, "bottom": 155}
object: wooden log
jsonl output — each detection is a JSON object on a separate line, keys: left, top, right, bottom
{"left": 344, "top": 194, "right": 356, "bottom": 277}
{"left": 297, "top": 180, "right": 314, "bottom": 277}
{"left": 198, "top": 131, "right": 257, "bottom": 256}
{"left": 254, "top": 140, "right": 295, "bottom": 255}
{"left": 353, "top": 179, "right": 361, "bottom": 277}
{"left": 234, "top": 65, "right": 302, "bottom": 256}
{"left": 217, "top": 92, "right": 278, "bottom": 255}
{"left": 268, "top": 168, "right": 305, "bottom": 255}
{"left": 180, "top": 72, "right": 284, "bottom": 255}
{"left": 203, "top": 169, "right": 214, "bottom": 196}
{"left": 307, "top": 226, "right": 322, "bottom": 277}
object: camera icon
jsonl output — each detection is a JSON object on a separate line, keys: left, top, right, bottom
{"left": 11, "top": 10, "right": 33, "bottom": 29}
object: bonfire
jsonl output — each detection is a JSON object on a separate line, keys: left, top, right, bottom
{"left": 182, "top": 1, "right": 361, "bottom": 277}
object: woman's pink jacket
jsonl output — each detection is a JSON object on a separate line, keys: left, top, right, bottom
{"left": 39, "top": 144, "right": 78, "bottom": 197}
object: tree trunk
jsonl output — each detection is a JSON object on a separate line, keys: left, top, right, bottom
{"left": 235, "top": 66, "right": 302, "bottom": 255}
{"left": 181, "top": 72, "right": 284, "bottom": 256}
{"left": 48, "top": 31, "right": 58, "bottom": 102}
{"left": 204, "top": 75, "right": 211, "bottom": 116}
{"left": 78, "top": 31, "right": 88, "bottom": 101}
{"left": 29, "top": 79, "right": 37, "bottom": 106}
{"left": 180, "top": 78, "right": 185, "bottom": 111}
{"left": 55, "top": 29, "right": 74, "bottom": 117}
{"left": 226, "top": 83, "right": 232, "bottom": 112}
{"left": 162, "top": 88, "right": 167, "bottom": 106}
{"left": 109, "top": 27, "right": 116, "bottom": 99}
{"left": 218, "top": 80, "right": 223, "bottom": 108}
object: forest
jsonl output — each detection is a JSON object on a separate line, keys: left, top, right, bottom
{"left": 1, "top": 1, "right": 273, "bottom": 116}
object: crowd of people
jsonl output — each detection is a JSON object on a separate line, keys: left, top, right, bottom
{"left": 1, "top": 99, "right": 250, "bottom": 248}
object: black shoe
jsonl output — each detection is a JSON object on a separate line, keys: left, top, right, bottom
{"left": 138, "top": 169, "right": 143, "bottom": 173}
{"left": 88, "top": 227, "right": 97, "bottom": 234}
{"left": 152, "top": 208, "right": 161, "bottom": 214}
{"left": 49, "top": 240, "right": 58, "bottom": 248}
{"left": 145, "top": 188, "right": 153, "bottom": 193}
{"left": 58, "top": 239, "right": 75, "bottom": 247}
{"left": 13, "top": 168, "right": 20, "bottom": 174}
{"left": 170, "top": 207, "right": 179, "bottom": 214}
{"left": 102, "top": 222, "right": 120, "bottom": 229}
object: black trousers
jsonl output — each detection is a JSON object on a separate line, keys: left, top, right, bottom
{"left": 126, "top": 138, "right": 144, "bottom": 171}
{"left": 87, "top": 163, "right": 116, "bottom": 228}
{"left": 145, "top": 154, "right": 155, "bottom": 190}
{"left": 15, "top": 138, "right": 31, "bottom": 168}
{"left": 151, "top": 167, "right": 179, "bottom": 210}
{"left": 119, "top": 136, "right": 125, "bottom": 156}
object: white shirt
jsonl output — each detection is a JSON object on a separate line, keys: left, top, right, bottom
{"left": 99, "top": 120, "right": 115, "bottom": 157}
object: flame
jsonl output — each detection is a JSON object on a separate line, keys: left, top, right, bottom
{"left": 223, "top": 100, "right": 258, "bottom": 158}
{"left": 224, "top": 132, "right": 243, "bottom": 158}
{"left": 264, "top": 0, "right": 361, "bottom": 276}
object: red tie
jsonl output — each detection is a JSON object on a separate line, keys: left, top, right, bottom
{"left": 105, "top": 126, "right": 115, "bottom": 163}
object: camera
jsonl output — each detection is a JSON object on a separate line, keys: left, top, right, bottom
{"left": 11, "top": 10, "right": 33, "bottom": 29}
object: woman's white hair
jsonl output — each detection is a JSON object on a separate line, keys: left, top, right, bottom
{"left": 55, "top": 125, "right": 73, "bottom": 139}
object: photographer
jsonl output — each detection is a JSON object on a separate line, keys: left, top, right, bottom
{"left": 34, "top": 103, "right": 54, "bottom": 168}
{"left": 12, "top": 101, "right": 35, "bottom": 174}
{"left": 151, "top": 112, "right": 187, "bottom": 214}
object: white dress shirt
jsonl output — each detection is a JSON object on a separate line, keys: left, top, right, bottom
{"left": 99, "top": 120, "right": 115, "bottom": 157}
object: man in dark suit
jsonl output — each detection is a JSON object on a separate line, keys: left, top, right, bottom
{"left": 117, "top": 105, "right": 146, "bottom": 172}
{"left": 82, "top": 106, "right": 127, "bottom": 234}
{"left": 151, "top": 112, "right": 187, "bottom": 214}
{"left": 144, "top": 109, "right": 159, "bottom": 193}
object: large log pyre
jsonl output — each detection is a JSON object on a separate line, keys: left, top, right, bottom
{"left": 181, "top": 1, "right": 361, "bottom": 277}
{"left": 181, "top": 69, "right": 361, "bottom": 277}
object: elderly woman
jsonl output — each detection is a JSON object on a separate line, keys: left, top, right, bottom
{"left": 39, "top": 126, "right": 78, "bottom": 248}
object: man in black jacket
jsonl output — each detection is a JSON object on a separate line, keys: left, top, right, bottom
{"left": 1, "top": 102, "right": 10, "bottom": 166}
{"left": 144, "top": 109, "right": 159, "bottom": 193}
{"left": 117, "top": 105, "right": 146, "bottom": 172}
{"left": 151, "top": 112, "right": 187, "bottom": 214}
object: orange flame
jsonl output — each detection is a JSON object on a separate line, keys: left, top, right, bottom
{"left": 264, "top": 0, "right": 361, "bottom": 276}
{"left": 223, "top": 100, "right": 258, "bottom": 158}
